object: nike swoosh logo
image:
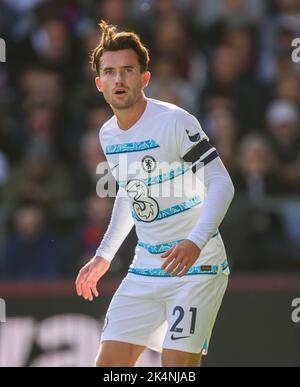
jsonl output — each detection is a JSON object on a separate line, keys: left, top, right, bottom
{"left": 170, "top": 334, "right": 191, "bottom": 340}
{"left": 186, "top": 129, "right": 201, "bottom": 143}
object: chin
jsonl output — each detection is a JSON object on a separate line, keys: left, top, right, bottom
{"left": 111, "top": 100, "right": 135, "bottom": 110}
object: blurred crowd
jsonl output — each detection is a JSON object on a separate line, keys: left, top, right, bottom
{"left": 0, "top": 0, "right": 300, "bottom": 281}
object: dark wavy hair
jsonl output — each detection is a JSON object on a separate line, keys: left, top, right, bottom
{"left": 91, "top": 20, "right": 150, "bottom": 75}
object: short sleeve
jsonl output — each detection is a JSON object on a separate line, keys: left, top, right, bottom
{"left": 174, "top": 111, "right": 209, "bottom": 159}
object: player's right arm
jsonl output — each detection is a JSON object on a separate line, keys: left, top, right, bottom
{"left": 75, "top": 187, "right": 134, "bottom": 300}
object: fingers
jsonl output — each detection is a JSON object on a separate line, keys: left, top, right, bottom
{"left": 75, "top": 275, "right": 82, "bottom": 296}
{"left": 160, "top": 242, "right": 198, "bottom": 277}
{"left": 161, "top": 248, "right": 178, "bottom": 270}
{"left": 82, "top": 278, "right": 100, "bottom": 301}
{"left": 92, "top": 282, "right": 99, "bottom": 298}
{"left": 160, "top": 246, "right": 186, "bottom": 276}
{"left": 161, "top": 246, "right": 182, "bottom": 274}
{"left": 160, "top": 246, "right": 175, "bottom": 259}
{"left": 81, "top": 281, "right": 91, "bottom": 301}
{"left": 164, "top": 258, "right": 190, "bottom": 277}
{"left": 177, "top": 261, "right": 193, "bottom": 277}
{"left": 75, "top": 268, "right": 100, "bottom": 301}
{"left": 163, "top": 257, "right": 183, "bottom": 275}
{"left": 86, "top": 282, "right": 94, "bottom": 301}
{"left": 75, "top": 267, "right": 88, "bottom": 296}
{"left": 171, "top": 260, "right": 189, "bottom": 277}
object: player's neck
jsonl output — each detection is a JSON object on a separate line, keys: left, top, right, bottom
{"left": 113, "top": 95, "right": 147, "bottom": 131}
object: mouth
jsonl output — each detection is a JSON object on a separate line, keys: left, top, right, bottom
{"left": 114, "top": 89, "right": 127, "bottom": 95}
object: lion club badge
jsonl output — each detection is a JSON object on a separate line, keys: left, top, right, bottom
{"left": 142, "top": 155, "right": 156, "bottom": 173}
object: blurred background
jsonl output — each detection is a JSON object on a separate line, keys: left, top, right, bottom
{"left": 0, "top": 0, "right": 300, "bottom": 367}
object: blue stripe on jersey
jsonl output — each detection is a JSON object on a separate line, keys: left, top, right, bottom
{"left": 118, "top": 164, "right": 190, "bottom": 188}
{"left": 137, "top": 231, "right": 219, "bottom": 254}
{"left": 106, "top": 139, "right": 160, "bottom": 154}
{"left": 137, "top": 239, "right": 185, "bottom": 254}
{"left": 132, "top": 195, "right": 201, "bottom": 222}
{"left": 128, "top": 259, "right": 228, "bottom": 277}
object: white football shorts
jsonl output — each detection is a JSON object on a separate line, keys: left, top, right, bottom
{"left": 100, "top": 265, "right": 228, "bottom": 355}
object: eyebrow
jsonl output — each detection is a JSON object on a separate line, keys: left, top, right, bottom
{"left": 102, "top": 65, "right": 135, "bottom": 72}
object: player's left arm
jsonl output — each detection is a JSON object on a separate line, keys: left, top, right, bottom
{"left": 161, "top": 112, "right": 235, "bottom": 276}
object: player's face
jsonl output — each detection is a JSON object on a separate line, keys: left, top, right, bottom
{"left": 95, "top": 49, "right": 150, "bottom": 110}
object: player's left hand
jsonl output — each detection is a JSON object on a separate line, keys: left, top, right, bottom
{"left": 160, "top": 240, "right": 201, "bottom": 277}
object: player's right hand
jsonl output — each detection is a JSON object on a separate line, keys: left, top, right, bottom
{"left": 75, "top": 256, "right": 110, "bottom": 301}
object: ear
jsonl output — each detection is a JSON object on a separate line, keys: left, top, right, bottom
{"left": 142, "top": 71, "right": 151, "bottom": 88}
{"left": 95, "top": 77, "right": 102, "bottom": 92}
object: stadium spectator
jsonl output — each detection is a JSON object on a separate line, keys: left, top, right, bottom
{"left": 2, "top": 139, "right": 72, "bottom": 212}
{"left": 146, "top": 55, "right": 199, "bottom": 114}
{"left": 0, "top": 202, "right": 65, "bottom": 280}
{"left": 204, "top": 107, "right": 238, "bottom": 173}
{"left": 200, "top": 44, "right": 263, "bottom": 134}
{"left": 265, "top": 99, "right": 300, "bottom": 194}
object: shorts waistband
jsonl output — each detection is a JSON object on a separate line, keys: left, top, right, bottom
{"left": 128, "top": 258, "right": 228, "bottom": 277}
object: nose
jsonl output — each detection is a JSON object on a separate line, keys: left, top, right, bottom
{"left": 115, "top": 70, "right": 124, "bottom": 85}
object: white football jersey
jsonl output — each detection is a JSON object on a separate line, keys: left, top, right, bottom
{"left": 99, "top": 98, "right": 228, "bottom": 274}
